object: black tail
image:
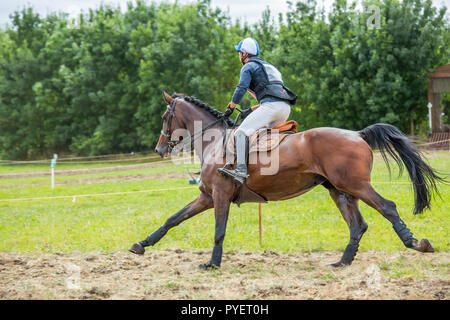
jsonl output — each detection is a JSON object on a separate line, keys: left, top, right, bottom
{"left": 360, "top": 123, "right": 446, "bottom": 214}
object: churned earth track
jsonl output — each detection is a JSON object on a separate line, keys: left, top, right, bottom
{"left": 0, "top": 250, "right": 448, "bottom": 300}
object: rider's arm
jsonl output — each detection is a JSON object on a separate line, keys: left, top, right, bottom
{"left": 230, "top": 63, "right": 254, "bottom": 107}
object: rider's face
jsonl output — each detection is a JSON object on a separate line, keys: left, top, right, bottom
{"left": 239, "top": 52, "right": 247, "bottom": 65}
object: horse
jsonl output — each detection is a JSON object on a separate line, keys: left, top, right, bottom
{"left": 129, "top": 91, "right": 444, "bottom": 269}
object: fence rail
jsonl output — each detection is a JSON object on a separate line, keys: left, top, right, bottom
{"left": 421, "top": 134, "right": 450, "bottom": 150}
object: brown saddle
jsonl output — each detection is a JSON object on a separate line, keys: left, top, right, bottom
{"left": 226, "top": 120, "right": 298, "bottom": 155}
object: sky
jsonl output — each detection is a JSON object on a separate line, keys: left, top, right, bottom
{"left": 0, "top": 0, "right": 448, "bottom": 28}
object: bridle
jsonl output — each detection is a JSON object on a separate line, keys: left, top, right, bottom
{"left": 160, "top": 98, "right": 184, "bottom": 150}
{"left": 160, "top": 98, "right": 231, "bottom": 153}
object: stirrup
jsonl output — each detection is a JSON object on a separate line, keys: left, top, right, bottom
{"left": 218, "top": 166, "right": 248, "bottom": 184}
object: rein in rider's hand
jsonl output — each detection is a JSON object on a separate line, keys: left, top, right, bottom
{"left": 223, "top": 102, "right": 237, "bottom": 118}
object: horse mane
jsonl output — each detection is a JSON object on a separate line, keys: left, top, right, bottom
{"left": 172, "top": 93, "right": 234, "bottom": 127}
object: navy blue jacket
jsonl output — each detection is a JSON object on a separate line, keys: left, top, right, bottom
{"left": 231, "top": 60, "right": 285, "bottom": 105}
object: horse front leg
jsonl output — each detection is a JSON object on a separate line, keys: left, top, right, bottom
{"left": 129, "top": 192, "right": 214, "bottom": 255}
{"left": 199, "top": 190, "right": 231, "bottom": 269}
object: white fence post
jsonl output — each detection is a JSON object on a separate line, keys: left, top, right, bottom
{"left": 51, "top": 154, "right": 58, "bottom": 189}
{"left": 427, "top": 102, "right": 433, "bottom": 132}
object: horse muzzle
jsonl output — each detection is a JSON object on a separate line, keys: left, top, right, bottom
{"left": 155, "top": 144, "right": 169, "bottom": 158}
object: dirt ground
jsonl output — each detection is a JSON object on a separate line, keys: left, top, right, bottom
{"left": 0, "top": 250, "right": 448, "bottom": 300}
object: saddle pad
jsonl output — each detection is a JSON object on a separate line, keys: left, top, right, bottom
{"left": 226, "top": 120, "right": 298, "bottom": 155}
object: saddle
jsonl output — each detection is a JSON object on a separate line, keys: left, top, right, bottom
{"left": 226, "top": 120, "right": 298, "bottom": 156}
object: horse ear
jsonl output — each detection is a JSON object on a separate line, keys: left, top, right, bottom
{"left": 162, "top": 91, "right": 173, "bottom": 104}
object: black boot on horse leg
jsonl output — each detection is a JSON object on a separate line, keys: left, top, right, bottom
{"left": 324, "top": 183, "right": 368, "bottom": 267}
{"left": 129, "top": 193, "right": 213, "bottom": 255}
{"left": 199, "top": 192, "right": 230, "bottom": 269}
{"left": 218, "top": 131, "right": 249, "bottom": 184}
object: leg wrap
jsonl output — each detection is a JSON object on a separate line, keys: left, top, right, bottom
{"left": 139, "top": 226, "right": 167, "bottom": 247}
{"left": 341, "top": 241, "right": 359, "bottom": 264}
{"left": 210, "top": 245, "right": 223, "bottom": 267}
{"left": 393, "top": 220, "right": 416, "bottom": 248}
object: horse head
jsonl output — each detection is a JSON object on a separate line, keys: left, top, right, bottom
{"left": 155, "top": 91, "right": 188, "bottom": 157}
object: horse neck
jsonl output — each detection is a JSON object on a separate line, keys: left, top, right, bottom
{"left": 180, "top": 103, "right": 226, "bottom": 162}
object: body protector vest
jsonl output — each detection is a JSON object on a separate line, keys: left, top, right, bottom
{"left": 248, "top": 57, "right": 298, "bottom": 105}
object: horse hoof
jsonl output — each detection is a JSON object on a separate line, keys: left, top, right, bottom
{"left": 328, "top": 262, "right": 344, "bottom": 268}
{"left": 419, "top": 239, "right": 435, "bottom": 253}
{"left": 328, "top": 261, "right": 350, "bottom": 268}
{"left": 128, "top": 243, "right": 145, "bottom": 255}
{"left": 199, "top": 263, "right": 219, "bottom": 270}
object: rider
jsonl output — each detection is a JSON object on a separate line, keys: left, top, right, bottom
{"left": 218, "top": 37, "right": 297, "bottom": 184}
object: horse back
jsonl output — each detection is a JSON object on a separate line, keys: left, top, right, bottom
{"left": 292, "top": 127, "right": 374, "bottom": 185}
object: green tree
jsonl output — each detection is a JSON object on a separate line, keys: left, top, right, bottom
{"left": 280, "top": 0, "right": 449, "bottom": 132}
{"left": 0, "top": 0, "right": 448, "bottom": 160}
{"left": 134, "top": 0, "right": 241, "bottom": 147}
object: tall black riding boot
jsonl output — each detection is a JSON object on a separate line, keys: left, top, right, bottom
{"left": 218, "top": 131, "right": 248, "bottom": 184}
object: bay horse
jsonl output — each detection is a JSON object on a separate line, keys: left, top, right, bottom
{"left": 129, "top": 91, "right": 444, "bottom": 269}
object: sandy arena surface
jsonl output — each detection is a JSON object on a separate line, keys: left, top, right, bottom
{"left": 0, "top": 250, "right": 448, "bottom": 300}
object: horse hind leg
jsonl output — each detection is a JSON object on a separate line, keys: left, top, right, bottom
{"left": 342, "top": 182, "right": 434, "bottom": 253}
{"left": 323, "top": 181, "right": 368, "bottom": 267}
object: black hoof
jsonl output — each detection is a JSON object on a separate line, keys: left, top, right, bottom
{"left": 199, "top": 263, "right": 219, "bottom": 270}
{"left": 418, "top": 239, "right": 435, "bottom": 253}
{"left": 128, "top": 243, "right": 145, "bottom": 255}
{"left": 328, "top": 261, "right": 349, "bottom": 268}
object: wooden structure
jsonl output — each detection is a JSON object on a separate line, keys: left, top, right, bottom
{"left": 427, "top": 64, "right": 450, "bottom": 149}
{"left": 425, "top": 132, "right": 450, "bottom": 150}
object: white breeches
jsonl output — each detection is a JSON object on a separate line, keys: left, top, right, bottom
{"left": 236, "top": 100, "right": 291, "bottom": 137}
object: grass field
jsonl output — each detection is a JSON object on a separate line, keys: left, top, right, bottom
{"left": 0, "top": 150, "right": 448, "bottom": 254}
{"left": 0, "top": 151, "right": 448, "bottom": 300}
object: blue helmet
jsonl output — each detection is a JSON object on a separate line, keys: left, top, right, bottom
{"left": 235, "top": 37, "right": 260, "bottom": 56}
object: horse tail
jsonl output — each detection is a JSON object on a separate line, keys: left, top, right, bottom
{"left": 359, "top": 123, "right": 446, "bottom": 215}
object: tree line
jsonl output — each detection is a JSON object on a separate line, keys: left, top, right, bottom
{"left": 0, "top": 0, "right": 448, "bottom": 159}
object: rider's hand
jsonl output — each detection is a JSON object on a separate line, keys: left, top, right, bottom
{"left": 223, "top": 106, "right": 234, "bottom": 118}
{"left": 228, "top": 101, "right": 237, "bottom": 109}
